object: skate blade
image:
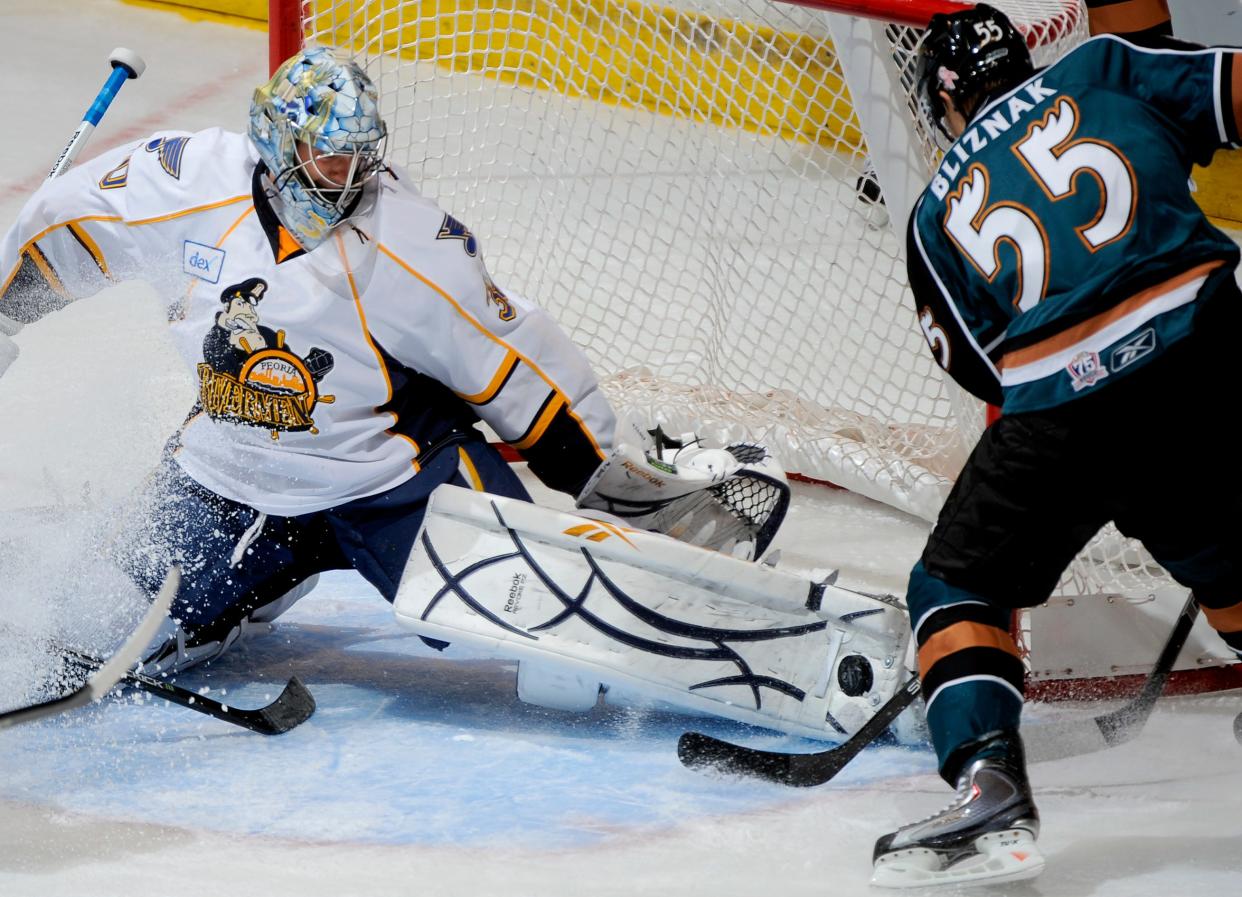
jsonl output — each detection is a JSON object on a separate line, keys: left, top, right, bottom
{"left": 870, "top": 829, "right": 1045, "bottom": 889}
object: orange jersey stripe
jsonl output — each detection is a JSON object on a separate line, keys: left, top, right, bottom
{"left": 998, "top": 260, "right": 1224, "bottom": 371}
{"left": 1087, "top": 0, "right": 1170, "bottom": 36}
{"left": 918, "top": 620, "right": 1021, "bottom": 674}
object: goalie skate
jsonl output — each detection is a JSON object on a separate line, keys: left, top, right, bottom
{"left": 871, "top": 732, "right": 1044, "bottom": 889}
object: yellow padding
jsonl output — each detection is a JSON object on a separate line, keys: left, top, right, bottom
{"left": 135, "top": 0, "right": 266, "bottom": 19}
{"left": 132, "top": 0, "right": 861, "bottom": 149}
{"left": 1194, "top": 149, "right": 1242, "bottom": 227}
{"left": 305, "top": 0, "right": 860, "bottom": 149}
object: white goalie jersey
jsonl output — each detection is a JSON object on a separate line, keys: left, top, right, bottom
{"left": 0, "top": 129, "right": 616, "bottom": 514}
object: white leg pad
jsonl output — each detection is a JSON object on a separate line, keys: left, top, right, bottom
{"left": 395, "top": 485, "right": 910, "bottom": 739}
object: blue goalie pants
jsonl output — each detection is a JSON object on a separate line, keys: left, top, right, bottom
{"left": 118, "top": 438, "right": 530, "bottom": 672}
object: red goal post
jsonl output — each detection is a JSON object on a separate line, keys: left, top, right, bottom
{"left": 269, "top": 0, "right": 1085, "bottom": 64}
{"left": 265, "top": 0, "right": 1242, "bottom": 700}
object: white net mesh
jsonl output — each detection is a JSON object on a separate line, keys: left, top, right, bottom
{"left": 298, "top": 0, "right": 985, "bottom": 516}
{"left": 291, "top": 0, "right": 1183, "bottom": 651}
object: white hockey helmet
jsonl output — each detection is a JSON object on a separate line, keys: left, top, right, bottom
{"left": 248, "top": 48, "right": 387, "bottom": 250}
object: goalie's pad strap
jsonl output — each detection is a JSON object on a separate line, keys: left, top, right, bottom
{"left": 394, "top": 485, "right": 908, "bottom": 738}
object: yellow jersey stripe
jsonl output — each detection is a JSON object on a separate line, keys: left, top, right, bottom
{"left": 26, "top": 244, "right": 68, "bottom": 298}
{"left": 457, "top": 348, "right": 519, "bottom": 405}
{"left": 1, "top": 195, "right": 251, "bottom": 299}
{"left": 218, "top": 205, "right": 256, "bottom": 245}
{"left": 376, "top": 243, "right": 606, "bottom": 462}
{"left": 511, "top": 392, "right": 566, "bottom": 451}
{"left": 125, "top": 194, "right": 252, "bottom": 227}
{"left": 457, "top": 445, "right": 486, "bottom": 491}
{"left": 67, "top": 223, "right": 109, "bottom": 278}
{"left": 338, "top": 232, "right": 422, "bottom": 472}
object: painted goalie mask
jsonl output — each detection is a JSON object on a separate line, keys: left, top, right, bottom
{"left": 248, "top": 48, "right": 388, "bottom": 250}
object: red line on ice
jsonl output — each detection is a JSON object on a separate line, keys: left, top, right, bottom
{"left": 0, "top": 69, "right": 259, "bottom": 206}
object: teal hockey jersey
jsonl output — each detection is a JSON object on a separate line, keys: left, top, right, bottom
{"left": 907, "top": 35, "right": 1241, "bottom": 413}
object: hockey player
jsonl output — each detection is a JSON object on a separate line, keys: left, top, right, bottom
{"left": 0, "top": 50, "right": 786, "bottom": 676}
{"left": 871, "top": 6, "right": 1242, "bottom": 887}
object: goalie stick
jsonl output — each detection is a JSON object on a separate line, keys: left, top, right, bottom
{"left": 57, "top": 644, "right": 316, "bottom": 737}
{"left": 0, "top": 51, "right": 313, "bottom": 738}
{"left": 677, "top": 592, "right": 1201, "bottom": 786}
{"left": 48, "top": 47, "right": 145, "bottom": 179}
{"left": 0, "top": 567, "right": 177, "bottom": 731}
{"left": 0, "top": 50, "right": 146, "bottom": 375}
{"left": 1, "top": 570, "right": 315, "bottom": 736}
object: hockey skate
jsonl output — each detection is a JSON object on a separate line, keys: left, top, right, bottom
{"left": 871, "top": 731, "right": 1044, "bottom": 889}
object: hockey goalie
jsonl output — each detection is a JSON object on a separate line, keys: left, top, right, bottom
{"left": 0, "top": 47, "right": 913, "bottom": 743}
{"left": 395, "top": 430, "right": 915, "bottom": 742}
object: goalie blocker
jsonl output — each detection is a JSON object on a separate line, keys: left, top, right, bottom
{"left": 393, "top": 484, "right": 914, "bottom": 740}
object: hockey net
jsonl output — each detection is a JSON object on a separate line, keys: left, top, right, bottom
{"left": 269, "top": 0, "right": 1242, "bottom": 695}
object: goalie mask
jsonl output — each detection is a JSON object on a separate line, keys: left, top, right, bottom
{"left": 915, "top": 4, "right": 1033, "bottom": 141}
{"left": 249, "top": 48, "right": 388, "bottom": 250}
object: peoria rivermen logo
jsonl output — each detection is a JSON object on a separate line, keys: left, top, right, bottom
{"left": 197, "top": 278, "right": 335, "bottom": 439}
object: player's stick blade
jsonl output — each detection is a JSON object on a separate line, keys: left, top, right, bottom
{"left": 252, "top": 676, "right": 316, "bottom": 734}
{"left": 677, "top": 731, "right": 829, "bottom": 786}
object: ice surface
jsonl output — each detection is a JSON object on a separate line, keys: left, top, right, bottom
{"left": 0, "top": 2, "right": 1240, "bottom": 896}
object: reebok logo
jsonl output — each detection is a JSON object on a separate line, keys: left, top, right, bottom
{"left": 621, "top": 459, "right": 666, "bottom": 487}
{"left": 563, "top": 521, "right": 637, "bottom": 549}
{"left": 503, "top": 572, "right": 526, "bottom": 614}
{"left": 1110, "top": 328, "right": 1157, "bottom": 372}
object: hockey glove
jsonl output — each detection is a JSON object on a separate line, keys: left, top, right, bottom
{"left": 576, "top": 429, "right": 790, "bottom": 559}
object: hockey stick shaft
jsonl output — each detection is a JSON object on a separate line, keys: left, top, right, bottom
{"left": 0, "top": 567, "right": 178, "bottom": 731}
{"left": 1024, "top": 591, "right": 1200, "bottom": 762}
{"left": 125, "top": 668, "right": 316, "bottom": 736}
{"left": 47, "top": 48, "right": 146, "bottom": 180}
{"left": 25, "top": 50, "right": 313, "bottom": 737}
{"left": 1096, "top": 592, "right": 1200, "bottom": 743}
{"left": 58, "top": 646, "right": 316, "bottom": 736}
{"left": 677, "top": 674, "right": 922, "bottom": 787}
{"left": 679, "top": 592, "right": 1202, "bottom": 784}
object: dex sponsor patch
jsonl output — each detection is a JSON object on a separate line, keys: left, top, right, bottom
{"left": 183, "top": 241, "right": 225, "bottom": 283}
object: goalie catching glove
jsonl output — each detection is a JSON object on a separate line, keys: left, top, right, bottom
{"left": 576, "top": 428, "right": 790, "bottom": 560}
